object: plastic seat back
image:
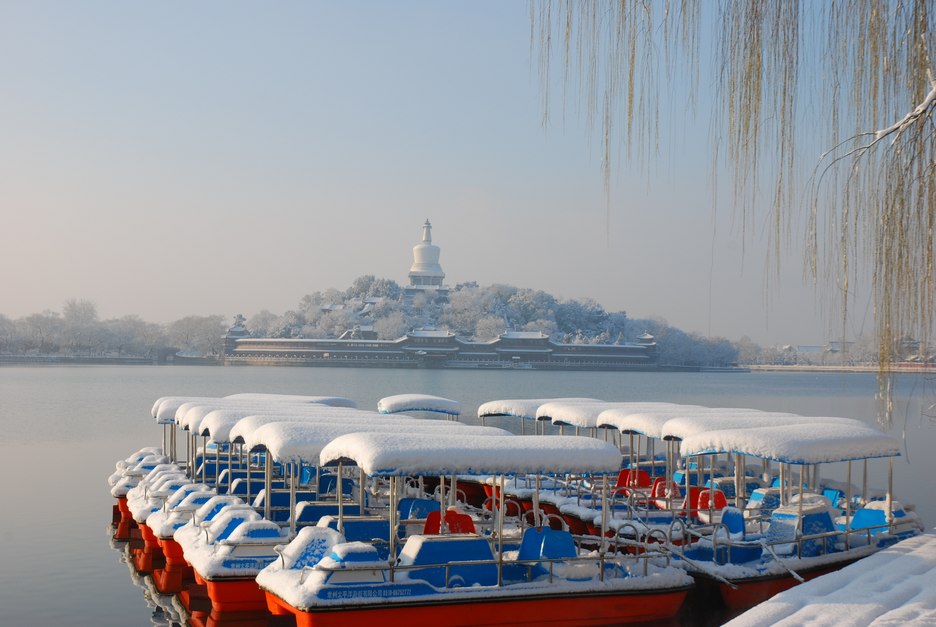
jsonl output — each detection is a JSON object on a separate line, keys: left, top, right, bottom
{"left": 423, "top": 509, "right": 476, "bottom": 534}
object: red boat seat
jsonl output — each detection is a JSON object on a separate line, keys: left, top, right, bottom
{"left": 423, "top": 508, "right": 477, "bottom": 534}
{"left": 615, "top": 468, "right": 652, "bottom": 490}
{"left": 649, "top": 478, "right": 682, "bottom": 510}
{"left": 697, "top": 489, "right": 729, "bottom": 523}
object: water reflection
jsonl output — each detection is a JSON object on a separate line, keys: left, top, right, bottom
{"left": 111, "top": 536, "right": 184, "bottom": 627}
{"left": 110, "top": 529, "right": 294, "bottom": 627}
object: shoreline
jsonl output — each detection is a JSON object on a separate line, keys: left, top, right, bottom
{"left": 748, "top": 364, "right": 934, "bottom": 374}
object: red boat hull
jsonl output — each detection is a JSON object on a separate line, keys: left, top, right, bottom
{"left": 113, "top": 497, "right": 138, "bottom": 540}
{"left": 697, "top": 556, "right": 866, "bottom": 611}
{"left": 201, "top": 575, "right": 269, "bottom": 613}
{"left": 265, "top": 586, "right": 691, "bottom": 627}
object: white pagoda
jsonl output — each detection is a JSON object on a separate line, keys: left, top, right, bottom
{"left": 405, "top": 219, "right": 449, "bottom": 302}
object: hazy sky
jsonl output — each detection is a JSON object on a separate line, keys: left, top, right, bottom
{"left": 0, "top": 1, "right": 864, "bottom": 345}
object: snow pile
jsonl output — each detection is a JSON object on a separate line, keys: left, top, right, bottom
{"left": 477, "top": 398, "right": 599, "bottom": 421}
{"left": 202, "top": 407, "right": 367, "bottom": 442}
{"left": 598, "top": 406, "right": 769, "bottom": 437}
{"left": 662, "top": 413, "right": 860, "bottom": 441}
{"left": 726, "top": 533, "right": 936, "bottom": 626}
{"left": 377, "top": 394, "right": 461, "bottom": 416}
{"left": 680, "top": 423, "right": 901, "bottom": 463}
{"left": 247, "top": 421, "right": 511, "bottom": 464}
{"left": 319, "top": 433, "right": 622, "bottom": 476}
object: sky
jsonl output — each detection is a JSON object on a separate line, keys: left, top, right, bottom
{"left": 0, "top": 1, "right": 864, "bottom": 346}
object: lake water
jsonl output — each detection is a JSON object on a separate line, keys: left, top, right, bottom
{"left": 0, "top": 365, "right": 933, "bottom": 626}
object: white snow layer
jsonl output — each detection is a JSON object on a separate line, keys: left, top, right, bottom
{"left": 476, "top": 398, "right": 600, "bottom": 420}
{"left": 660, "top": 413, "right": 861, "bottom": 441}
{"left": 539, "top": 401, "right": 689, "bottom": 428}
{"left": 377, "top": 394, "right": 461, "bottom": 416}
{"left": 318, "top": 433, "right": 622, "bottom": 476}
{"left": 245, "top": 421, "right": 511, "bottom": 463}
{"left": 597, "top": 406, "right": 773, "bottom": 437}
{"left": 727, "top": 532, "right": 936, "bottom": 626}
{"left": 198, "top": 407, "right": 369, "bottom": 441}
{"left": 174, "top": 399, "right": 338, "bottom": 430}
{"left": 680, "top": 422, "right": 901, "bottom": 463}
{"left": 226, "top": 410, "right": 432, "bottom": 444}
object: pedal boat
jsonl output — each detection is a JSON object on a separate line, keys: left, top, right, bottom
{"left": 257, "top": 432, "right": 693, "bottom": 627}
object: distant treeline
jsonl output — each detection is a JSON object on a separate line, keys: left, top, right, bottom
{"left": 0, "top": 278, "right": 744, "bottom": 367}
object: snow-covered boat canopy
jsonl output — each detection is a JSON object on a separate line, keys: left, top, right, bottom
{"left": 227, "top": 411, "right": 409, "bottom": 444}
{"left": 680, "top": 422, "right": 902, "bottom": 464}
{"left": 319, "top": 433, "right": 623, "bottom": 477}
{"left": 174, "top": 398, "right": 353, "bottom": 430}
{"left": 245, "top": 421, "right": 512, "bottom": 464}
{"left": 153, "top": 396, "right": 236, "bottom": 424}
{"left": 476, "top": 398, "right": 599, "bottom": 421}
{"left": 597, "top": 406, "right": 769, "bottom": 437}
{"left": 661, "top": 413, "right": 862, "bottom": 441}
{"left": 198, "top": 407, "right": 368, "bottom": 442}
{"left": 377, "top": 394, "right": 461, "bottom": 417}
{"left": 152, "top": 394, "right": 355, "bottom": 424}
{"left": 540, "top": 401, "right": 689, "bottom": 428}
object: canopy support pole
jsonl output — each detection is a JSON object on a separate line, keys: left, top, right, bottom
{"left": 845, "top": 461, "right": 853, "bottom": 549}
{"left": 734, "top": 453, "right": 744, "bottom": 508}
{"left": 359, "top": 468, "right": 366, "bottom": 513}
{"left": 264, "top": 449, "right": 272, "bottom": 520}
{"left": 337, "top": 461, "right": 345, "bottom": 535}
{"left": 290, "top": 462, "right": 297, "bottom": 537}
{"left": 886, "top": 458, "right": 894, "bottom": 523}
{"left": 388, "top": 476, "right": 397, "bottom": 582}
{"left": 497, "top": 474, "right": 506, "bottom": 586}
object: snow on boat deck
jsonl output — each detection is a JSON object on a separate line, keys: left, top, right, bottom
{"left": 726, "top": 532, "right": 936, "bottom": 626}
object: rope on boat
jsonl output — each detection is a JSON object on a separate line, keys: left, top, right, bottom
{"left": 658, "top": 544, "right": 739, "bottom": 590}
{"left": 759, "top": 540, "right": 806, "bottom": 583}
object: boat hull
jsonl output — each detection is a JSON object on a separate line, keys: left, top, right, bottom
{"left": 202, "top": 576, "right": 269, "bottom": 613}
{"left": 265, "top": 586, "right": 692, "bottom": 627}
{"left": 691, "top": 555, "right": 866, "bottom": 611}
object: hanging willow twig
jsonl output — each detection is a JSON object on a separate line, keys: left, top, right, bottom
{"left": 532, "top": 1, "right": 936, "bottom": 426}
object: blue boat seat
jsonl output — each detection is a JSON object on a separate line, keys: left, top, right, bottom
{"left": 398, "top": 497, "right": 440, "bottom": 521}
{"left": 822, "top": 488, "right": 846, "bottom": 509}
{"left": 399, "top": 534, "right": 497, "bottom": 589}
{"left": 228, "top": 478, "right": 286, "bottom": 498}
{"left": 318, "top": 474, "right": 354, "bottom": 497}
{"left": 278, "top": 526, "right": 345, "bottom": 571}
{"left": 318, "top": 516, "right": 392, "bottom": 559}
{"left": 295, "top": 501, "right": 362, "bottom": 526}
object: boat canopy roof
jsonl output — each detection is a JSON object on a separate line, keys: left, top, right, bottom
{"left": 199, "top": 407, "right": 371, "bottom": 441}
{"left": 175, "top": 400, "right": 340, "bottom": 431}
{"left": 377, "top": 394, "right": 461, "bottom": 416}
{"left": 597, "top": 406, "right": 767, "bottom": 437}
{"left": 153, "top": 396, "right": 228, "bottom": 424}
{"left": 153, "top": 394, "right": 356, "bottom": 424}
{"left": 679, "top": 422, "right": 901, "bottom": 463}
{"left": 319, "top": 433, "right": 622, "bottom": 476}
{"left": 227, "top": 411, "right": 412, "bottom": 444}
{"left": 477, "top": 398, "right": 599, "bottom": 421}
{"left": 246, "top": 421, "right": 511, "bottom": 464}
{"left": 540, "top": 401, "right": 688, "bottom": 428}
{"left": 661, "top": 413, "right": 860, "bottom": 441}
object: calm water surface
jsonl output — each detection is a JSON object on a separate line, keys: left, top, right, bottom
{"left": 0, "top": 365, "right": 933, "bottom": 626}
